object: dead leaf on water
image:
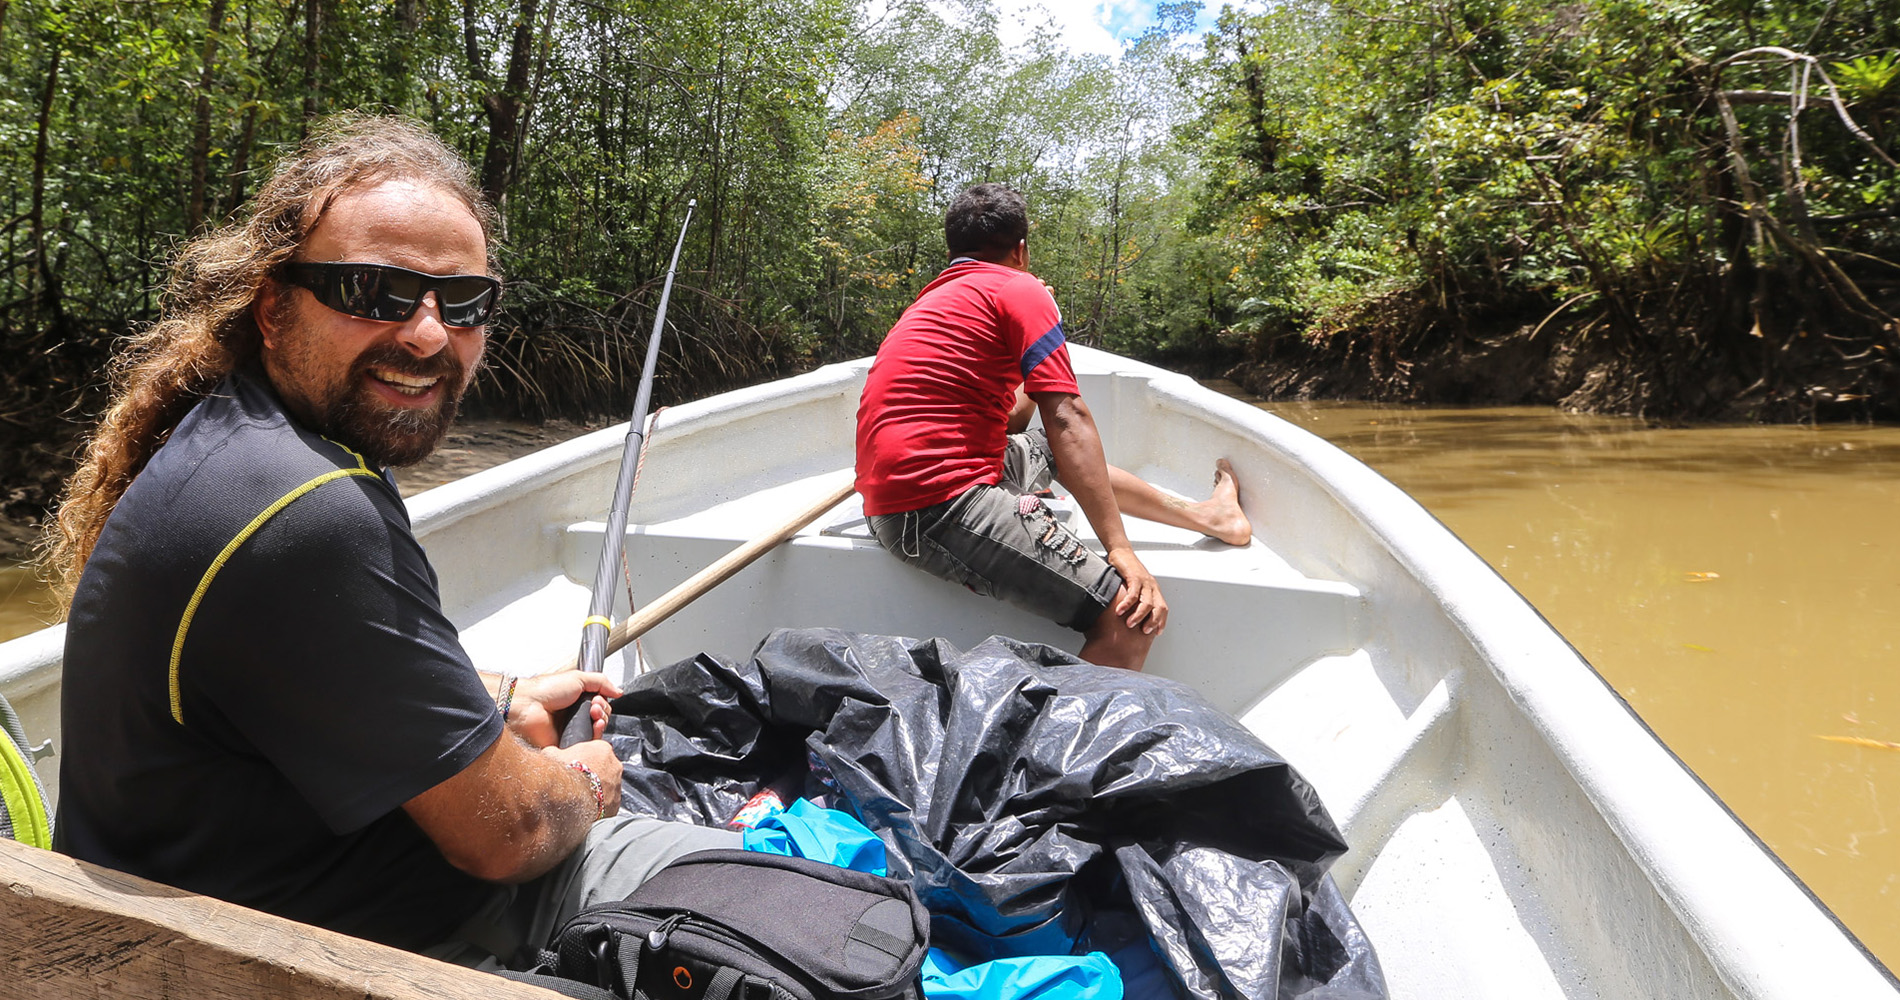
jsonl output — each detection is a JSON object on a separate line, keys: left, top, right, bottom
{"left": 1683, "top": 571, "right": 1721, "bottom": 583}
{"left": 1818, "top": 734, "right": 1900, "bottom": 752}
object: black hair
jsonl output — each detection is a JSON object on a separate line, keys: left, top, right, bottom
{"left": 944, "top": 183, "right": 1028, "bottom": 260}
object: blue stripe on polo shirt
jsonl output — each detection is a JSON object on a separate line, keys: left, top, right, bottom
{"left": 1020, "top": 324, "right": 1066, "bottom": 379}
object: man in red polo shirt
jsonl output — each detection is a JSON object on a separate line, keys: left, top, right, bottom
{"left": 855, "top": 183, "right": 1251, "bottom": 670}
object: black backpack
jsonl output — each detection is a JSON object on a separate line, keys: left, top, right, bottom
{"left": 508, "top": 849, "right": 929, "bottom": 1000}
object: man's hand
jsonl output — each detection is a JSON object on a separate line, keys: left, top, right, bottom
{"left": 542, "top": 740, "right": 624, "bottom": 819}
{"left": 1106, "top": 547, "right": 1168, "bottom": 635}
{"left": 509, "top": 670, "right": 622, "bottom": 748}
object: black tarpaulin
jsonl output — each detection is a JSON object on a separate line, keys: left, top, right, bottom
{"left": 602, "top": 628, "right": 1387, "bottom": 1000}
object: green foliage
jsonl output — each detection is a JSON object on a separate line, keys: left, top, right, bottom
{"left": 1189, "top": 0, "right": 1900, "bottom": 381}
{"left": 1832, "top": 53, "right": 1900, "bottom": 102}
{"left": 822, "top": 0, "right": 1236, "bottom": 360}
{"left": 808, "top": 112, "right": 938, "bottom": 358}
{"left": 1, "top": 0, "right": 1232, "bottom": 443}
{"left": 14, "top": 0, "right": 1894, "bottom": 464}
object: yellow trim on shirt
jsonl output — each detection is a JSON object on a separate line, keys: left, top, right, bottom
{"left": 168, "top": 450, "right": 378, "bottom": 725}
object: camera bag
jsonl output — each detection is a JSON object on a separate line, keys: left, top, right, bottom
{"left": 508, "top": 848, "right": 928, "bottom": 1000}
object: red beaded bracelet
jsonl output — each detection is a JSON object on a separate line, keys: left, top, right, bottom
{"left": 567, "top": 760, "right": 606, "bottom": 820}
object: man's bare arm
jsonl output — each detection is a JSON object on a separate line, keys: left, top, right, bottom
{"left": 403, "top": 731, "right": 623, "bottom": 884}
{"left": 1031, "top": 391, "right": 1168, "bottom": 634}
{"left": 1007, "top": 387, "right": 1036, "bottom": 434}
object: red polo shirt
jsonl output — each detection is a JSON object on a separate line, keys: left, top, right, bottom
{"left": 855, "top": 259, "right": 1079, "bottom": 516}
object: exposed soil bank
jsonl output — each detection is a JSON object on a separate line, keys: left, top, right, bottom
{"left": 0, "top": 423, "right": 81, "bottom": 567}
{"left": 1226, "top": 305, "right": 1900, "bottom": 425}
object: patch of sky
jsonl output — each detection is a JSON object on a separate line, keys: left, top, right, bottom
{"left": 990, "top": 0, "right": 1250, "bottom": 58}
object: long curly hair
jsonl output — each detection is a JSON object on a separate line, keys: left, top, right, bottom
{"left": 43, "top": 114, "right": 498, "bottom": 607}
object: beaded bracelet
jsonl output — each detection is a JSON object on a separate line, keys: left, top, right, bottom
{"left": 568, "top": 760, "right": 606, "bottom": 820}
{"left": 496, "top": 676, "right": 518, "bottom": 721}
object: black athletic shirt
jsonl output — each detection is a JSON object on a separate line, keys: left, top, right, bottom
{"left": 55, "top": 370, "right": 504, "bottom": 951}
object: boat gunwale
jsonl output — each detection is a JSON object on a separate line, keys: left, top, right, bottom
{"left": 403, "top": 361, "right": 870, "bottom": 538}
{"left": 0, "top": 623, "right": 61, "bottom": 698}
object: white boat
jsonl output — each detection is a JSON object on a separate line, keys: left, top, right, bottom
{"left": 2, "top": 345, "right": 1893, "bottom": 998}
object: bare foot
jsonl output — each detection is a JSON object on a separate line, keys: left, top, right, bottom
{"left": 1197, "top": 459, "right": 1253, "bottom": 545}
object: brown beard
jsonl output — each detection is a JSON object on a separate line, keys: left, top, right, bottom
{"left": 265, "top": 295, "right": 480, "bottom": 467}
{"left": 319, "top": 343, "right": 473, "bottom": 467}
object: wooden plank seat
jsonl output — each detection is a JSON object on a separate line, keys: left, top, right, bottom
{"left": 0, "top": 838, "right": 561, "bottom": 999}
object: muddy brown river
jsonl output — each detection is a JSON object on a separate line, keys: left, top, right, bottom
{"left": 5, "top": 397, "right": 1898, "bottom": 968}
{"left": 1242, "top": 392, "right": 1900, "bottom": 970}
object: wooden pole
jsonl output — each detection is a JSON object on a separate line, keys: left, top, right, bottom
{"left": 550, "top": 473, "right": 857, "bottom": 674}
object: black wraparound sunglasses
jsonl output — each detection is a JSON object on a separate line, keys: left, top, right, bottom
{"left": 284, "top": 261, "right": 502, "bottom": 328}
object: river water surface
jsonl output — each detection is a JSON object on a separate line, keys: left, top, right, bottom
{"left": 1230, "top": 389, "right": 1900, "bottom": 970}
{"left": 1, "top": 566, "right": 54, "bottom": 645}
{"left": 5, "top": 398, "right": 1899, "bottom": 969}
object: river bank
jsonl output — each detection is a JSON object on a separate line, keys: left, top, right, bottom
{"left": 1226, "top": 307, "right": 1900, "bottom": 424}
{"left": 10, "top": 322, "right": 1896, "bottom": 570}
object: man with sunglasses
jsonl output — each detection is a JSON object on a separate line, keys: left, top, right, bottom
{"left": 53, "top": 116, "right": 735, "bottom": 968}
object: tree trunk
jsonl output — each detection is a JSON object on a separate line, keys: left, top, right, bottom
{"left": 387, "top": 0, "right": 418, "bottom": 104}
{"left": 29, "top": 39, "right": 61, "bottom": 321}
{"left": 516, "top": 0, "right": 558, "bottom": 179}
{"left": 189, "top": 0, "right": 230, "bottom": 234}
{"left": 1227, "top": 28, "right": 1278, "bottom": 173}
{"left": 467, "top": 0, "right": 541, "bottom": 208}
{"left": 705, "top": 44, "right": 728, "bottom": 286}
{"left": 227, "top": 0, "right": 295, "bottom": 215}
{"left": 226, "top": 104, "right": 261, "bottom": 216}
{"left": 302, "top": 0, "right": 322, "bottom": 129}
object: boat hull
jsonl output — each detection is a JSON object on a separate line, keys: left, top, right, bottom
{"left": 3, "top": 347, "right": 1892, "bottom": 998}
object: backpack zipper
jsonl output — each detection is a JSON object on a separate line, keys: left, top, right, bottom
{"left": 636, "top": 911, "right": 832, "bottom": 999}
{"left": 647, "top": 912, "right": 688, "bottom": 951}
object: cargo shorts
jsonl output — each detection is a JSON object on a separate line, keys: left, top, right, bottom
{"left": 868, "top": 429, "right": 1123, "bottom": 632}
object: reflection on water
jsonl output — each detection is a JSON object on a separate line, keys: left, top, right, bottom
{"left": 1247, "top": 391, "right": 1900, "bottom": 969}
{"left": 1, "top": 566, "right": 55, "bottom": 644}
